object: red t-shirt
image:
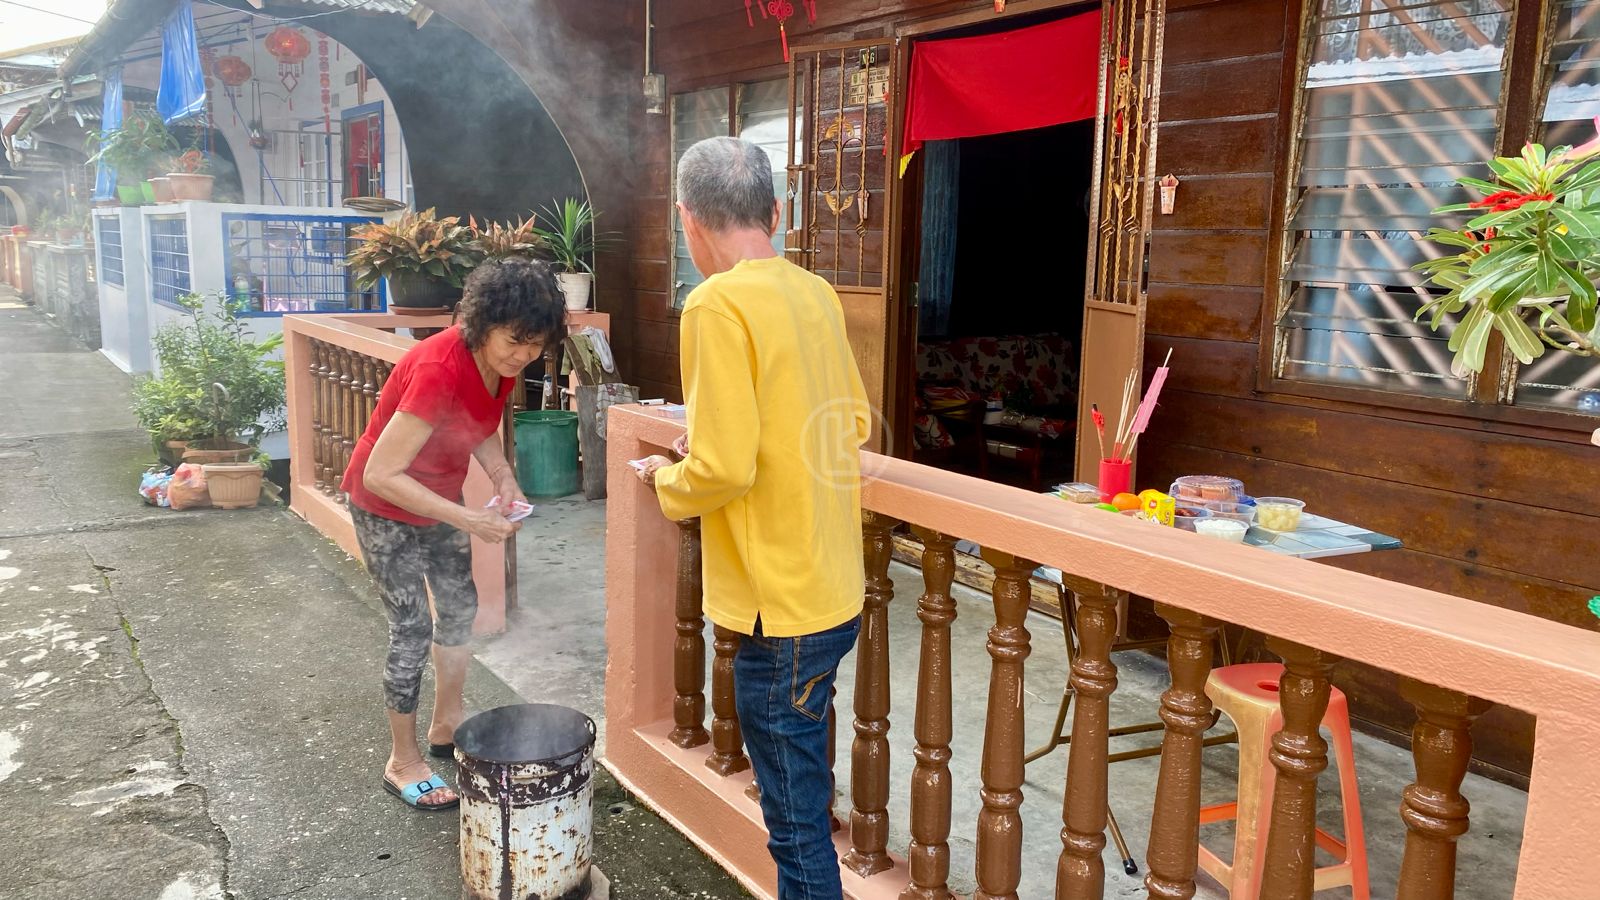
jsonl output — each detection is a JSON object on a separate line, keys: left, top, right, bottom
{"left": 342, "top": 326, "right": 514, "bottom": 525}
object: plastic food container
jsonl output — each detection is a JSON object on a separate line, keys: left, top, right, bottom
{"left": 1254, "top": 497, "right": 1306, "bottom": 533}
{"left": 1170, "top": 475, "right": 1245, "bottom": 505}
{"left": 1194, "top": 518, "right": 1248, "bottom": 542}
{"left": 1173, "top": 504, "right": 1212, "bottom": 533}
{"left": 1204, "top": 501, "right": 1257, "bottom": 526}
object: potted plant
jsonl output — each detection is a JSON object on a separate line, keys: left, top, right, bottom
{"left": 203, "top": 451, "right": 269, "bottom": 509}
{"left": 132, "top": 292, "right": 286, "bottom": 466}
{"left": 87, "top": 111, "right": 178, "bottom": 206}
{"left": 348, "top": 207, "right": 480, "bottom": 309}
{"left": 471, "top": 214, "right": 546, "bottom": 261}
{"left": 166, "top": 149, "right": 215, "bottom": 202}
{"left": 533, "top": 198, "right": 609, "bottom": 311}
{"left": 1416, "top": 140, "right": 1600, "bottom": 374}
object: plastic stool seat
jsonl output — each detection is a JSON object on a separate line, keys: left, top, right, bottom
{"left": 1196, "top": 663, "right": 1370, "bottom": 899}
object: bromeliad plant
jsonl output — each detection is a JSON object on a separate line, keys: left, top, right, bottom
{"left": 347, "top": 207, "right": 481, "bottom": 290}
{"left": 1416, "top": 138, "right": 1600, "bottom": 375}
{"left": 470, "top": 214, "right": 546, "bottom": 260}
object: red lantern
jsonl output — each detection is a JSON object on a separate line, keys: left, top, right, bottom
{"left": 212, "top": 55, "right": 252, "bottom": 87}
{"left": 265, "top": 26, "right": 311, "bottom": 104}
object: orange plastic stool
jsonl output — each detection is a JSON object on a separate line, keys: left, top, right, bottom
{"left": 1196, "top": 663, "right": 1370, "bottom": 899}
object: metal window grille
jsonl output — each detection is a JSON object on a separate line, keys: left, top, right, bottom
{"left": 149, "top": 215, "right": 191, "bottom": 308}
{"left": 1275, "top": 0, "right": 1514, "bottom": 398}
{"left": 98, "top": 216, "right": 123, "bottom": 287}
{"left": 222, "top": 213, "right": 383, "bottom": 315}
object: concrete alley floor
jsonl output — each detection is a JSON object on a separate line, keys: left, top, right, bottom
{"left": 0, "top": 295, "right": 742, "bottom": 899}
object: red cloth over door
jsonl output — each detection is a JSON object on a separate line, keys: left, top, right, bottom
{"left": 899, "top": 10, "right": 1102, "bottom": 173}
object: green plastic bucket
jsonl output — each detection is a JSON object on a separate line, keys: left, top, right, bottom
{"left": 514, "top": 410, "right": 580, "bottom": 498}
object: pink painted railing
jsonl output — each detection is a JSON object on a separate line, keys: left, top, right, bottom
{"left": 282, "top": 313, "right": 509, "bottom": 634}
{"left": 603, "top": 403, "right": 1600, "bottom": 900}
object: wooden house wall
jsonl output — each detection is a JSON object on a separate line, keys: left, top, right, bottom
{"left": 451, "top": 0, "right": 1599, "bottom": 779}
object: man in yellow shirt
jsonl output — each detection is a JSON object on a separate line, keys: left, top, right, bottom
{"left": 637, "top": 136, "right": 871, "bottom": 899}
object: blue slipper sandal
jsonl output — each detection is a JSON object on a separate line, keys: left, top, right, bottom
{"left": 382, "top": 773, "right": 458, "bottom": 812}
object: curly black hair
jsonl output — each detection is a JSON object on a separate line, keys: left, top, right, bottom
{"left": 455, "top": 257, "right": 566, "bottom": 351}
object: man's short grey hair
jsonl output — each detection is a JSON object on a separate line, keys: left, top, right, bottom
{"left": 677, "top": 136, "right": 775, "bottom": 232}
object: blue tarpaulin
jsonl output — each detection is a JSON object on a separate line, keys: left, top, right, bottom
{"left": 92, "top": 67, "right": 124, "bottom": 200}
{"left": 157, "top": 2, "right": 206, "bottom": 124}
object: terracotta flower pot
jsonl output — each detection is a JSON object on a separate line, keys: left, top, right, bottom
{"left": 182, "top": 439, "right": 254, "bottom": 465}
{"left": 149, "top": 177, "right": 175, "bottom": 204}
{"left": 166, "top": 173, "right": 215, "bottom": 202}
{"left": 202, "top": 463, "right": 263, "bottom": 509}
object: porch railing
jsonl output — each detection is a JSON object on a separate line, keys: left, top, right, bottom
{"left": 282, "top": 313, "right": 510, "bottom": 634}
{"left": 603, "top": 404, "right": 1600, "bottom": 900}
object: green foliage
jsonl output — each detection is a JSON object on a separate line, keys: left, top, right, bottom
{"left": 87, "top": 110, "right": 179, "bottom": 182}
{"left": 347, "top": 207, "right": 481, "bottom": 289}
{"left": 131, "top": 293, "right": 286, "bottom": 446}
{"left": 531, "top": 198, "right": 612, "bottom": 274}
{"left": 1417, "top": 142, "right": 1600, "bottom": 375}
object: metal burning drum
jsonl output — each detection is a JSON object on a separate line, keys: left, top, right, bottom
{"left": 457, "top": 704, "right": 597, "bottom": 900}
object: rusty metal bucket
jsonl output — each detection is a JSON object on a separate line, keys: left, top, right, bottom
{"left": 456, "top": 704, "right": 597, "bottom": 900}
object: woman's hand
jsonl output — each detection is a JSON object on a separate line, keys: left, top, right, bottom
{"left": 489, "top": 465, "right": 526, "bottom": 509}
{"left": 634, "top": 455, "right": 674, "bottom": 487}
{"left": 461, "top": 507, "right": 521, "bottom": 543}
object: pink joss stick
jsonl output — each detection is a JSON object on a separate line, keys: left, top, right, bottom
{"left": 1123, "top": 349, "right": 1173, "bottom": 459}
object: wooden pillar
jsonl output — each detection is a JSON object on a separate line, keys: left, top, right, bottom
{"left": 316, "top": 342, "right": 335, "bottom": 492}
{"left": 706, "top": 625, "right": 750, "bottom": 776}
{"left": 844, "top": 512, "right": 897, "bottom": 877}
{"left": 974, "top": 548, "right": 1036, "bottom": 900}
{"left": 1056, "top": 583, "right": 1122, "bottom": 900}
{"left": 1397, "top": 678, "right": 1491, "bottom": 900}
{"left": 1145, "top": 604, "right": 1220, "bottom": 900}
{"left": 310, "top": 341, "right": 328, "bottom": 493}
{"left": 901, "top": 528, "right": 958, "bottom": 900}
{"left": 670, "top": 519, "right": 709, "bottom": 749}
{"left": 1260, "top": 637, "right": 1335, "bottom": 900}
{"left": 362, "top": 357, "right": 378, "bottom": 423}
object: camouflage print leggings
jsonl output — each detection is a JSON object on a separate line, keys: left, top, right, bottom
{"left": 349, "top": 503, "right": 478, "bottom": 714}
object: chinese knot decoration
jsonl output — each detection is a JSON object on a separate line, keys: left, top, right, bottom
{"left": 745, "top": 0, "right": 817, "bottom": 62}
{"left": 265, "top": 26, "right": 311, "bottom": 103}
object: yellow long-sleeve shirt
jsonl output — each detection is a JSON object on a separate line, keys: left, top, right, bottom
{"left": 655, "top": 256, "right": 871, "bottom": 638}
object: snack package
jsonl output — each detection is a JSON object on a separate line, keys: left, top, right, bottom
{"left": 167, "top": 463, "right": 213, "bottom": 511}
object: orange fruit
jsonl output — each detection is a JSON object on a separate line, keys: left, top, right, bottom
{"left": 1111, "top": 492, "right": 1141, "bottom": 512}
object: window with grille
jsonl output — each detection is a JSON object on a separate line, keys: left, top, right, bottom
{"left": 98, "top": 215, "right": 123, "bottom": 287}
{"left": 149, "top": 216, "right": 191, "bottom": 309}
{"left": 1277, "top": 0, "right": 1600, "bottom": 418}
{"left": 669, "top": 80, "right": 803, "bottom": 310}
{"left": 223, "top": 213, "right": 383, "bottom": 315}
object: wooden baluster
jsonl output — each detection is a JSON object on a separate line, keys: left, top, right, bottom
{"left": 340, "top": 350, "right": 358, "bottom": 476}
{"left": 844, "top": 512, "right": 897, "bottom": 877}
{"left": 361, "top": 357, "right": 378, "bottom": 428}
{"left": 706, "top": 625, "right": 750, "bottom": 776}
{"left": 901, "top": 528, "right": 958, "bottom": 900}
{"left": 974, "top": 548, "right": 1036, "bottom": 900}
{"left": 309, "top": 341, "right": 327, "bottom": 493}
{"left": 670, "top": 518, "right": 710, "bottom": 749}
{"left": 1145, "top": 604, "right": 1221, "bottom": 900}
{"left": 1056, "top": 583, "right": 1122, "bottom": 899}
{"left": 1260, "top": 638, "right": 1335, "bottom": 900}
{"left": 316, "top": 341, "right": 336, "bottom": 490}
{"left": 324, "top": 348, "right": 344, "bottom": 485}
{"left": 1397, "top": 678, "right": 1490, "bottom": 900}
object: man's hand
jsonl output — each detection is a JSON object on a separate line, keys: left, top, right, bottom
{"left": 671, "top": 434, "right": 689, "bottom": 459}
{"left": 634, "top": 455, "right": 674, "bottom": 487}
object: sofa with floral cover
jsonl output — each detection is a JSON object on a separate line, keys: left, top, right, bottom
{"left": 913, "top": 333, "right": 1078, "bottom": 453}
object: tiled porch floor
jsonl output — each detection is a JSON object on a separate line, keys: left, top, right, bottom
{"left": 480, "top": 499, "right": 1528, "bottom": 898}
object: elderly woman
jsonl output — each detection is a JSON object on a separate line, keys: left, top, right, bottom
{"left": 341, "top": 257, "right": 564, "bottom": 811}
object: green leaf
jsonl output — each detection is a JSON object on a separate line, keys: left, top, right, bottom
{"left": 1495, "top": 309, "right": 1544, "bottom": 364}
{"left": 1421, "top": 228, "right": 1478, "bottom": 249}
{"left": 1556, "top": 160, "right": 1600, "bottom": 195}
{"left": 1548, "top": 228, "right": 1589, "bottom": 261}
{"left": 1565, "top": 269, "right": 1599, "bottom": 333}
{"left": 1535, "top": 250, "right": 1566, "bottom": 296}
{"left": 1553, "top": 207, "right": 1600, "bottom": 239}
{"left": 1458, "top": 176, "right": 1503, "bottom": 195}
{"left": 1489, "top": 157, "right": 1538, "bottom": 193}
{"left": 1489, "top": 268, "right": 1537, "bottom": 313}
{"left": 1448, "top": 302, "right": 1495, "bottom": 374}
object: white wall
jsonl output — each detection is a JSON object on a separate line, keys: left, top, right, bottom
{"left": 93, "top": 207, "right": 151, "bottom": 373}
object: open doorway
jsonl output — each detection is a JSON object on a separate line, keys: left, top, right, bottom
{"left": 897, "top": 10, "right": 1101, "bottom": 491}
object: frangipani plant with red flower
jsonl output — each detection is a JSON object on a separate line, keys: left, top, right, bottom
{"left": 1415, "top": 131, "right": 1600, "bottom": 374}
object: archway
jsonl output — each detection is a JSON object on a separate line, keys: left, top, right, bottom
{"left": 0, "top": 186, "right": 25, "bottom": 227}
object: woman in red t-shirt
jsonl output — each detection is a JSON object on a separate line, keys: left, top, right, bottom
{"left": 342, "top": 257, "right": 564, "bottom": 811}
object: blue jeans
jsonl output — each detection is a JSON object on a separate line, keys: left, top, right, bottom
{"left": 734, "top": 617, "right": 860, "bottom": 900}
